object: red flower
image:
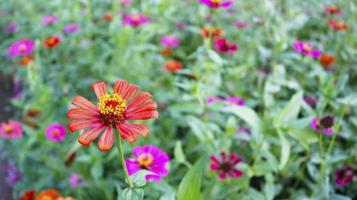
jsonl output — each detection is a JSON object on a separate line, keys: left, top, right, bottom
{"left": 67, "top": 80, "right": 158, "bottom": 151}
{"left": 214, "top": 37, "right": 238, "bottom": 55}
{"left": 43, "top": 36, "right": 61, "bottom": 48}
{"left": 210, "top": 152, "right": 243, "bottom": 179}
{"left": 163, "top": 60, "right": 183, "bottom": 72}
{"left": 324, "top": 5, "right": 341, "bottom": 15}
{"left": 328, "top": 19, "right": 348, "bottom": 30}
{"left": 35, "top": 189, "right": 61, "bottom": 200}
{"left": 161, "top": 48, "right": 172, "bottom": 57}
{"left": 20, "top": 190, "right": 36, "bottom": 200}
{"left": 20, "top": 56, "right": 35, "bottom": 66}
{"left": 103, "top": 12, "right": 113, "bottom": 22}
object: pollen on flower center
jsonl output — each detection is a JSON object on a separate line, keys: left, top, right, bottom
{"left": 4, "top": 124, "right": 13, "bottom": 134}
{"left": 211, "top": 0, "right": 221, "bottom": 3}
{"left": 98, "top": 93, "right": 126, "bottom": 126}
{"left": 18, "top": 44, "right": 27, "bottom": 52}
{"left": 303, "top": 44, "right": 312, "bottom": 52}
{"left": 137, "top": 153, "right": 154, "bottom": 168}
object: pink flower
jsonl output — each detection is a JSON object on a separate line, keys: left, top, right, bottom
{"left": 310, "top": 115, "right": 334, "bottom": 135}
{"left": 122, "top": 14, "right": 150, "bottom": 27}
{"left": 7, "top": 38, "right": 35, "bottom": 58}
{"left": 160, "top": 35, "right": 180, "bottom": 48}
{"left": 45, "top": 123, "right": 67, "bottom": 142}
{"left": 125, "top": 145, "right": 170, "bottom": 182}
{"left": 63, "top": 24, "right": 80, "bottom": 34}
{"left": 210, "top": 152, "right": 243, "bottom": 179}
{"left": 226, "top": 96, "right": 245, "bottom": 106}
{"left": 335, "top": 165, "right": 354, "bottom": 186}
{"left": 214, "top": 37, "right": 238, "bottom": 55}
{"left": 122, "top": 0, "right": 133, "bottom": 6}
{"left": 42, "top": 15, "right": 58, "bottom": 25}
{"left": 234, "top": 21, "right": 248, "bottom": 29}
{"left": 199, "top": 0, "right": 233, "bottom": 8}
{"left": 0, "top": 120, "right": 23, "bottom": 139}
{"left": 68, "top": 173, "right": 84, "bottom": 188}
{"left": 292, "top": 41, "right": 321, "bottom": 59}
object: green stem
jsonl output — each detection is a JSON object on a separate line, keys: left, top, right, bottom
{"left": 115, "top": 132, "right": 134, "bottom": 188}
{"left": 326, "top": 107, "right": 347, "bottom": 156}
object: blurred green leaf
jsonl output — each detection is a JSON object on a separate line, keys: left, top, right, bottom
{"left": 274, "top": 91, "right": 303, "bottom": 127}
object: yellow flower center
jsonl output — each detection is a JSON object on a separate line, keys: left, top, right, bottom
{"left": 18, "top": 44, "right": 27, "bottom": 53}
{"left": 211, "top": 0, "right": 221, "bottom": 3}
{"left": 98, "top": 93, "right": 126, "bottom": 126}
{"left": 3, "top": 124, "right": 13, "bottom": 134}
{"left": 52, "top": 129, "right": 60, "bottom": 137}
{"left": 137, "top": 153, "right": 154, "bottom": 168}
{"left": 303, "top": 44, "right": 312, "bottom": 52}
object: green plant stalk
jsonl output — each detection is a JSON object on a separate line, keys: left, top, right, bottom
{"left": 326, "top": 107, "right": 347, "bottom": 156}
{"left": 115, "top": 131, "right": 134, "bottom": 188}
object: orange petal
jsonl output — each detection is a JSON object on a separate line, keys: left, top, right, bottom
{"left": 72, "top": 96, "right": 98, "bottom": 112}
{"left": 113, "top": 80, "right": 139, "bottom": 100}
{"left": 92, "top": 82, "right": 108, "bottom": 100}
{"left": 126, "top": 92, "right": 152, "bottom": 111}
{"left": 125, "top": 110, "right": 159, "bottom": 120}
{"left": 117, "top": 124, "right": 140, "bottom": 143}
{"left": 68, "top": 119, "right": 101, "bottom": 133}
{"left": 98, "top": 126, "right": 114, "bottom": 151}
{"left": 113, "top": 80, "right": 128, "bottom": 96}
{"left": 67, "top": 108, "right": 99, "bottom": 119}
{"left": 78, "top": 126, "right": 105, "bottom": 146}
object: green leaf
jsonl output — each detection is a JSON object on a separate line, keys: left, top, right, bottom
{"left": 174, "top": 141, "right": 186, "bottom": 164}
{"left": 274, "top": 91, "right": 303, "bottom": 127}
{"left": 277, "top": 129, "right": 290, "bottom": 170}
{"left": 131, "top": 170, "right": 152, "bottom": 187}
{"left": 207, "top": 49, "right": 223, "bottom": 65}
{"left": 222, "top": 106, "right": 262, "bottom": 134}
{"left": 177, "top": 157, "right": 207, "bottom": 200}
{"left": 119, "top": 188, "right": 144, "bottom": 200}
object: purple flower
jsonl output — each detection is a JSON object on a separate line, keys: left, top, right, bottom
{"left": 234, "top": 21, "right": 248, "bottom": 29}
{"left": 4, "top": 22, "right": 18, "bottom": 32}
{"left": 45, "top": 123, "right": 66, "bottom": 142}
{"left": 3, "top": 163, "right": 21, "bottom": 187}
{"left": 12, "top": 78, "right": 23, "bottom": 100}
{"left": 7, "top": 38, "right": 35, "bottom": 58}
{"left": 160, "top": 35, "right": 180, "bottom": 48}
{"left": 237, "top": 127, "right": 250, "bottom": 135}
{"left": 210, "top": 152, "right": 243, "bottom": 179}
{"left": 303, "top": 96, "right": 317, "bottom": 107}
{"left": 258, "top": 67, "right": 270, "bottom": 76}
{"left": 310, "top": 115, "right": 334, "bottom": 135}
{"left": 42, "top": 15, "right": 58, "bottom": 25}
{"left": 335, "top": 166, "right": 354, "bottom": 186}
{"left": 292, "top": 41, "right": 321, "bottom": 58}
{"left": 176, "top": 22, "right": 187, "bottom": 30}
{"left": 68, "top": 173, "right": 84, "bottom": 188}
{"left": 199, "top": 0, "right": 233, "bottom": 8}
{"left": 207, "top": 96, "right": 225, "bottom": 104}
{"left": 122, "top": 14, "right": 150, "bottom": 27}
{"left": 214, "top": 37, "right": 238, "bottom": 55}
{"left": 125, "top": 145, "right": 170, "bottom": 182}
{"left": 63, "top": 24, "right": 80, "bottom": 34}
{"left": 226, "top": 96, "right": 245, "bottom": 106}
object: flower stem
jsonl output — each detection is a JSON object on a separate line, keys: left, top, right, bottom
{"left": 115, "top": 132, "right": 134, "bottom": 188}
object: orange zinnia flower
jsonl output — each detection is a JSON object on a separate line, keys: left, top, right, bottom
{"left": 43, "top": 36, "right": 61, "bottom": 48}
{"left": 201, "top": 27, "right": 222, "bottom": 38}
{"left": 35, "top": 189, "right": 61, "bottom": 200}
{"left": 161, "top": 48, "right": 172, "bottom": 57}
{"left": 103, "top": 12, "right": 113, "bottom": 21}
{"left": 20, "top": 56, "right": 35, "bottom": 66}
{"left": 67, "top": 80, "right": 158, "bottom": 151}
{"left": 163, "top": 60, "right": 183, "bottom": 72}
{"left": 328, "top": 19, "right": 348, "bottom": 30}
{"left": 20, "top": 190, "right": 36, "bottom": 200}
{"left": 319, "top": 53, "right": 335, "bottom": 68}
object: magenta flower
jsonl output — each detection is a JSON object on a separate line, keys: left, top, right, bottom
{"left": 122, "top": 14, "right": 150, "bottom": 27}
{"left": 303, "top": 96, "right": 317, "bottom": 107}
{"left": 214, "top": 38, "right": 238, "bottom": 55}
{"left": 7, "top": 38, "right": 35, "bottom": 58}
{"left": 160, "top": 35, "right": 180, "bottom": 48}
{"left": 64, "top": 24, "right": 80, "bottom": 34}
{"left": 42, "top": 15, "right": 58, "bottom": 25}
{"left": 4, "top": 22, "right": 18, "bottom": 32}
{"left": 335, "top": 165, "right": 354, "bottom": 186}
{"left": 3, "top": 163, "right": 21, "bottom": 187}
{"left": 45, "top": 123, "right": 67, "bottom": 142}
{"left": 226, "top": 96, "right": 245, "bottom": 106}
{"left": 207, "top": 96, "right": 225, "bottom": 104}
{"left": 310, "top": 115, "right": 334, "bottom": 135}
{"left": 210, "top": 152, "right": 243, "bottom": 179}
{"left": 0, "top": 120, "right": 23, "bottom": 139}
{"left": 68, "top": 173, "right": 84, "bottom": 188}
{"left": 125, "top": 145, "right": 170, "bottom": 182}
{"left": 292, "top": 41, "right": 321, "bottom": 58}
{"left": 122, "top": 0, "right": 133, "bottom": 6}
{"left": 199, "top": 0, "right": 233, "bottom": 8}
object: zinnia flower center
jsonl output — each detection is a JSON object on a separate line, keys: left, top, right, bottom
{"left": 4, "top": 124, "right": 13, "bottom": 134}
{"left": 137, "top": 153, "right": 154, "bottom": 168}
{"left": 211, "top": 0, "right": 221, "bottom": 3}
{"left": 18, "top": 44, "right": 27, "bottom": 53}
{"left": 302, "top": 44, "right": 312, "bottom": 52}
{"left": 220, "top": 162, "right": 232, "bottom": 172}
{"left": 52, "top": 129, "right": 60, "bottom": 137}
{"left": 98, "top": 93, "right": 126, "bottom": 126}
